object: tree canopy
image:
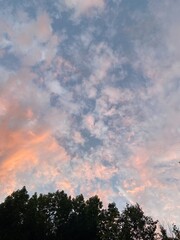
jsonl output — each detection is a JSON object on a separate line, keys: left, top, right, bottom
{"left": 0, "top": 187, "right": 179, "bottom": 240}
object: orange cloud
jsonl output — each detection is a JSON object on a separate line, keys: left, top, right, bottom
{"left": 0, "top": 128, "right": 69, "bottom": 172}
{"left": 127, "top": 185, "right": 145, "bottom": 195}
{"left": 0, "top": 85, "right": 69, "bottom": 199}
{"left": 0, "top": 126, "right": 69, "bottom": 199}
{"left": 56, "top": 179, "right": 75, "bottom": 196}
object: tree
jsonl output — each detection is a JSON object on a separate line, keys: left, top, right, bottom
{"left": 98, "top": 202, "right": 121, "bottom": 240}
{"left": 52, "top": 190, "right": 72, "bottom": 240}
{"left": 67, "top": 194, "right": 102, "bottom": 240}
{"left": 67, "top": 194, "right": 86, "bottom": 240}
{"left": 159, "top": 225, "right": 169, "bottom": 240}
{"left": 85, "top": 195, "right": 103, "bottom": 240}
{"left": 23, "top": 192, "right": 55, "bottom": 240}
{"left": 0, "top": 186, "right": 29, "bottom": 240}
{"left": 0, "top": 187, "right": 178, "bottom": 240}
{"left": 172, "top": 224, "right": 180, "bottom": 240}
{"left": 120, "top": 203, "right": 158, "bottom": 240}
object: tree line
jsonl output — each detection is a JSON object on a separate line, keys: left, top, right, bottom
{"left": 0, "top": 186, "right": 179, "bottom": 240}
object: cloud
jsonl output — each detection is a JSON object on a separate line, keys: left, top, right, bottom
{"left": 0, "top": 127, "right": 69, "bottom": 198}
{"left": 73, "top": 131, "right": 85, "bottom": 145}
{"left": 0, "top": 0, "right": 180, "bottom": 227}
{"left": 0, "top": 78, "right": 72, "bottom": 198}
{"left": 64, "top": 0, "right": 105, "bottom": 16}
{"left": 0, "top": 6, "right": 84, "bottom": 201}
{"left": 103, "top": 87, "right": 134, "bottom": 104}
{"left": 0, "top": 11, "right": 58, "bottom": 67}
{"left": 75, "top": 161, "right": 118, "bottom": 181}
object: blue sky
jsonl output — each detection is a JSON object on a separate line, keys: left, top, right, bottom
{"left": 0, "top": 0, "right": 180, "bottom": 225}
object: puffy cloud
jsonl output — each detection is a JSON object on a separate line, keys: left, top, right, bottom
{"left": 0, "top": 11, "right": 58, "bottom": 67}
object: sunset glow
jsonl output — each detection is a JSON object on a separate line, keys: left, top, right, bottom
{"left": 0, "top": 0, "right": 180, "bottom": 225}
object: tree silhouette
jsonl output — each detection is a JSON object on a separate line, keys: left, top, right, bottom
{"left": 159, "top": 225, "right": 169, "bottom": 240}
{"left": 172, "top": 224, "right": 180, "bottom": 240}
{"left": 98, "top": 202, "right": 121, "bottom": 240}
{"left": 0, "top": 187, "right": 179, "bottom": 240}
{"left": 0, "top": 186, "right": 29, "bottom": 240}
{"left": 119, "top": 203, "right": 158, "bottom": 240}
{"left": 85, "top": 195, "right": 102, "bottom": 240}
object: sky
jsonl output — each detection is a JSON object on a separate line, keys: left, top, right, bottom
{"left": 0, "top": 0, "right": 180, "bottom": 225}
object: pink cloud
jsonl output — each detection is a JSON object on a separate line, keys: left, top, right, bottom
{"left": 56, "top": 179, "right": 75, "bottom": 196}
{"left": 0, "top": 69, "right": 70, "bottom": 200}
{"left": 36, "top": 12, "right": 52, "bottom": 42}
{"left": 74, "top": 161, "right": 117, "bottom": 181}
{"left": 0, "top": 125, "right": 69, "bottom": 199}
{"left": 103, "top": 87, "right": 134, "bottom": 104}
{"left": 64, "top": 0, "right": 105, "bottom": 15}
{"left": 1, "top": 11, "right": 58, "bottom": 67}
{"left": 84, "top": 115, "right": 95, "bottom": 130}
{"left": 73, "top": 131, "right": 85, "bottom": 144}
